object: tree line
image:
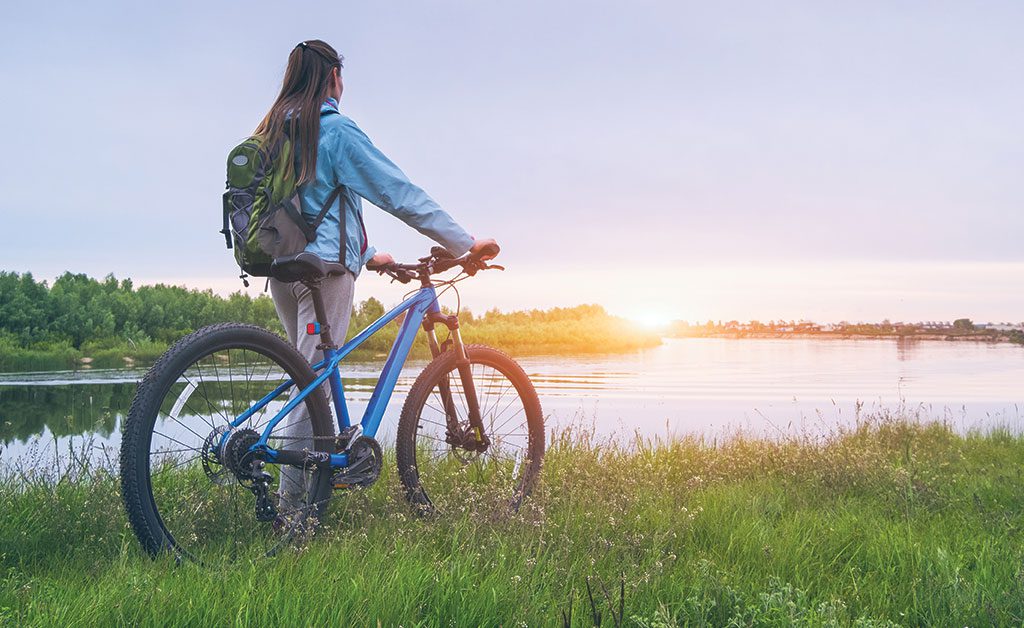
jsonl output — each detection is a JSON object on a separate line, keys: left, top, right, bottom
{"left": 0, "top": 271, "right": 660, "bottom": 371}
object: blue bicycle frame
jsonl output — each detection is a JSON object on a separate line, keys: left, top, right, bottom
{"left": 224, "top": 283, "right": 443, "bottom": 470}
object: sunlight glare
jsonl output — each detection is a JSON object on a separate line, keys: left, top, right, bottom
{"left": 625, "top": 311, "right": 673, "bottom": 330}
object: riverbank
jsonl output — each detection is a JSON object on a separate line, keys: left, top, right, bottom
{"left": 2, "top": 416, "right": 1021, "bottom": 625}
{"left": 0, "top": 303, "right": 661, "bottom": 373}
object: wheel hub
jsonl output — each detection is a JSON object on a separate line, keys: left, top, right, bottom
{"left": 445, "top": 422, "right": 490, "bottom": 454}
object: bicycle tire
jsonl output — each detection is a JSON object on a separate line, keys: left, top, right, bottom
{"left": 396, "top": 344, "right": 544, "bottom": 515}
{"left": 119, "top": 323, "right": 334, "bottom": 562}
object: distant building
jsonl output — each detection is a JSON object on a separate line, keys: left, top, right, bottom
{"left": 977, "top": 323, "right": 1023, "bottom": 332}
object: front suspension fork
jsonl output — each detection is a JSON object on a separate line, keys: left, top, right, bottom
{"left": 424, "top": 316, "right": 489, "bottom": 451}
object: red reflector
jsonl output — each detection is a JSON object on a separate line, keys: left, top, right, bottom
{"left": 306, "top": 323, "right": 319, "bottom": 335}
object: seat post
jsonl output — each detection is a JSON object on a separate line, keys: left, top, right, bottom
{"left": 305, "top": 279, "right": 337, "bottom": 350}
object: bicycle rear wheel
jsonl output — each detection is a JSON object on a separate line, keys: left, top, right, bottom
{"left": 119, "top": 323, "right": 334, "bottom": 563}
{"left": 396, "top": 344, "right": 544, "bottom": 516}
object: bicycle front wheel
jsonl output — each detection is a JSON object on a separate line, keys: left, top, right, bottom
{"left": 119, "top": 323, "right": 334, "bottom": 563}
{"left": 396, "top": 344, "right": 544, "bottom": 516}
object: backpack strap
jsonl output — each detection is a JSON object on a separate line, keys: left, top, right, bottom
{"left": 281, "top": 194, "right": 316, "bottom": 242}
{"left": 310, "top": 186, "right": 343, "bottom": 232}
{"left": 286, "top": 185, "right": 343, "bottom": 244}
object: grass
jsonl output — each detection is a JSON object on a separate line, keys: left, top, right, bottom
{"left": 1, "top": 414, "right": 1023, "bottom": 626}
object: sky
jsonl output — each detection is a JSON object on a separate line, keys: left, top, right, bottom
{"left": 1, "top": 1, "right": 1022, "bottom": 324}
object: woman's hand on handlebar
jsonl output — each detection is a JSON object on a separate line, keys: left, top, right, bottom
{"left": 366, "top": 252, "right": 395, "bottom": 270}
{"left": 469, "top": 238, "right": 500, "bottom": 260}
{"left": 366, "top": 251, "right": 416, "bottom": 284}
{"left": 365, "top": 243, "right": 502, "bottom": 282}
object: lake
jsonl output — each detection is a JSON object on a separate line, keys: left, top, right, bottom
{"left": 1, "top": 337, "right": 1022, "bottom": 469}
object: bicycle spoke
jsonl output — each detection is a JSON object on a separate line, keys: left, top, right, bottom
{"left": 491, "top": 406, "right": 528, "bottom": 437}
{"left": 151, "top": 453, "right": 202, "bottom": 477}
{"left": 179, "top": 373, "right": 224, "bottom": 431}
{"left": 152, "top": 430, "right": 198, "bottom": 452}
{"left": 190, "top": 362, "right": 231, "bottom": 426}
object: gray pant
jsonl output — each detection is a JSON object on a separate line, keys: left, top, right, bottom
{"left": 269, "top": 272, "right": 355, "bottom": 507}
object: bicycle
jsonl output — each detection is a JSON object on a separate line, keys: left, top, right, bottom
{"left": 119, "top": 244, "right": 544, "bottom": 563}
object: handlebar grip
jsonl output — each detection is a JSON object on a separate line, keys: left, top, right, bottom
{"left": 474, "top": 242, "right": 500, "bottom": 259}
{"left": 366, "top": 260, "right": 414, "bottom": 283}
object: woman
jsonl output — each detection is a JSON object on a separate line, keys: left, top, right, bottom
{"left": 253, "top": 39, "right": 497, "bottom": 507}
{"left": 255, "top": 39, "right": 496, "bottom": 367}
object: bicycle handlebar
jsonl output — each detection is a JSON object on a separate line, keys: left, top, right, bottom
{"left": 366, "top": 244, "right": 503, "bottom": 284}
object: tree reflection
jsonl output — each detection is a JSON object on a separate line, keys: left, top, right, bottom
{"left": 0, "top": 384, "right": 135, "bottom": 444}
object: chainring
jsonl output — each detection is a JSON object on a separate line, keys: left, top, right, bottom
{"left": 332, "top": 436, "right": 383, "bottom": 490}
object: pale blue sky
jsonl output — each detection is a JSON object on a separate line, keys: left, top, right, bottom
{"left": 1, "top": 1, "right": 1021, "bottom": 322}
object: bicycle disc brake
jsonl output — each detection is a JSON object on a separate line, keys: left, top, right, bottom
{"left": 201, "top": 426, "right": 232, "bottom": 486}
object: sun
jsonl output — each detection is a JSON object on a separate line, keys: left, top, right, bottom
{"left": 626, "top": 311, "right": 674, "bottom": 330}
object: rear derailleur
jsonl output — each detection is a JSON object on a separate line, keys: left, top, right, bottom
{"left": 204, "top": 426, "right": 277, "bottom": 522}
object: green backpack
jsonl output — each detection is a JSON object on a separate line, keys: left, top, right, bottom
{"left": 220, "top": 112, "right": 341, "bottom": 282}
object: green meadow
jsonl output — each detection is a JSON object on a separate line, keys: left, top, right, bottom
{"left": 2, "top": 415, "right": 1022, "bottom": 626}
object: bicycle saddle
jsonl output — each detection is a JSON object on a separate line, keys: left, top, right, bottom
{"left": 270, "top": 251, "right": 347, "bottom": 283}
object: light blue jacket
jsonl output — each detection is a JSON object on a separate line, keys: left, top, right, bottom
{"left": 297, "top": 98, "right": 475, "bottom": 276}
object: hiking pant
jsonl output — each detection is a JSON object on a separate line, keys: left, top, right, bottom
{"left": 269, "top": 271, "right": 355, "bottom": 509}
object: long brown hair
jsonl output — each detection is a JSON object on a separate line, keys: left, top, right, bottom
{"left": 254, "top": 40, "right": 342, "bottom": 184}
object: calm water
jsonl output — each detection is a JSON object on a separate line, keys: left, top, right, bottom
{"left": 1, "top": 337, "right": 1021, "bottom": 468}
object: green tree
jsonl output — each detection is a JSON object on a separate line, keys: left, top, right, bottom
{"left": 953, "top": 318, "right": 974, "bottom": 331}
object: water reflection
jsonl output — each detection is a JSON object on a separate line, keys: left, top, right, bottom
{"left": 1, "top": 338, "right": 1022, "bottom": 467}
{"left": 0, "top": 384, "right": 135, "bottom": 444}
{"left": 895, "top": 336, "right": 919, "bottom": 362}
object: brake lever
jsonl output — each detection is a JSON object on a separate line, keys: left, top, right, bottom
{"left": 461, "top": 259, "right": 505, "bottom": 276}
{"left": 373, "top": 266, "right": 413, "bottom": 284}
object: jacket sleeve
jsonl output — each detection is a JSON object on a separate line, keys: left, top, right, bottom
{"left": 331, "top": 117, "right": 475, "bottom": 256}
